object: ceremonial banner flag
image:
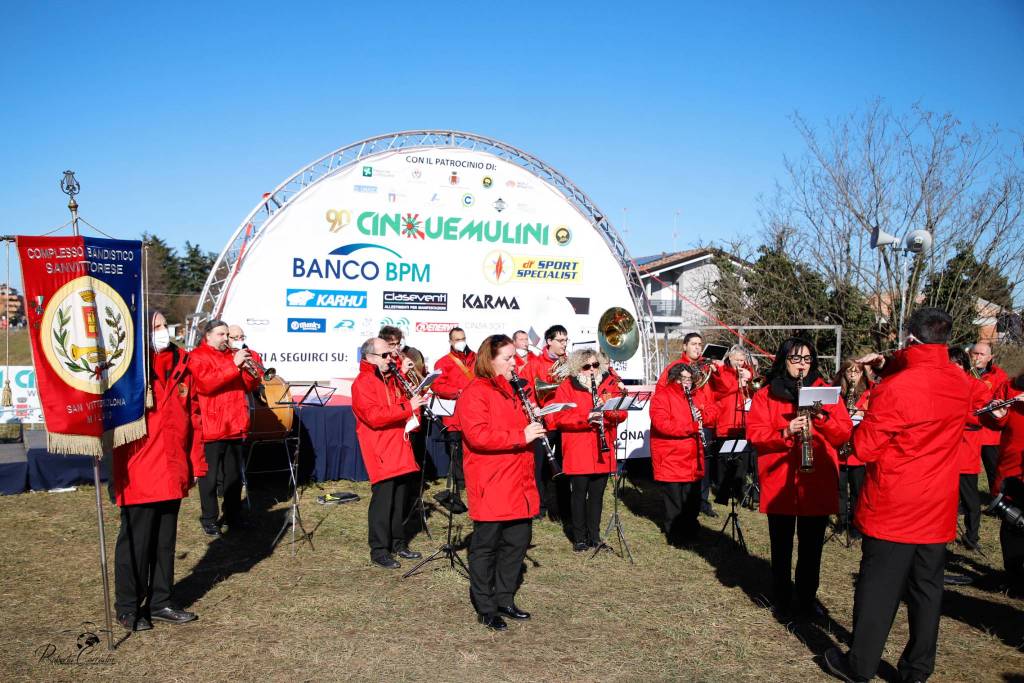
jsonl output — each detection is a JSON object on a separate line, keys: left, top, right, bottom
{"left": 17, "top": 236, "right": 147, "bottom": 456}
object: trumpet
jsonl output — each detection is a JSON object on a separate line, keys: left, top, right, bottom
{"left": 241, "top": 344, "right": 276, "bottom": 381}
{"left": 796, "top": 371, "right": 818, "bottom": 473}
{"left": 509, "top": 369, "right": 562, "bottom": 478}
{"left": 589, "top": 373, "right": 611, "bottom": 457}
{"left": 838, "top": 387, "right": 859, "bottom": 459}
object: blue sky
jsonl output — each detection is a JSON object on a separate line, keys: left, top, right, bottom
{"left": 2, "top": 1, "right": 1022, "bottom": 285}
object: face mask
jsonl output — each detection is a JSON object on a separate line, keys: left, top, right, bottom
{"left": 453, "top": 341, "right": 467, "bottom": 353}
{"left": 151, "top": 328, "right": 170, "bottom": 352}
{"left": 516, "top": 347, "right": 528, "bottom": 357}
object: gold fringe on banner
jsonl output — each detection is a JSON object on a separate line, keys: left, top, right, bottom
{"left": 145, "top": 384, "right": 154, "bottom": 409}
{"left": 112, "top": 415, "right": 148, "bottom": 449}
{"left": 47, "top": 433, "right": 104, "bottom": 458}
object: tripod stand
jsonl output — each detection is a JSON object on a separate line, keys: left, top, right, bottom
{"left": 271, "top": 383, "right": 333, "bottom": 555}
{"left": 403, "top": 417, "right": 446, "bottom": 542}
{"left": 716, "top": 495, "right": 748, "bottom": 553}
{"left": 403, "top": 441, "right": 469, "bottom": 579}
{"left": 590, "top": 462, "right": 634, "bottom": 563}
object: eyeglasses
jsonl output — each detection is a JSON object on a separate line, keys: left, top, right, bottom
{"left": 230, "top": 336, "right": 246, "bottom": 341}
{"left": 552, "top": 337, "right": 568, "bottom": 344}
{"left": 787, "top": 355, "right": 813, "bottom": 364}
{"left": 367, "top": 351, "right": 394, "bottom": 359}
{"left": 580, "top": 362, "right": 600, "bottom": 371}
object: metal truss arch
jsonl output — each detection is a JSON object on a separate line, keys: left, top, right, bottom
{"left": 191, "top": 130, "right": 660, "bottom": 381}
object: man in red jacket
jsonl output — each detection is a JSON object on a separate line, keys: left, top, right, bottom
{"left": 432, "top": 327, "right": 476, "bottom": 513}
{"left": 352, "top": 336, "right": 427, "bottom": 569}
{"left": 190, "top": 319, "right": 260, "bottom": 537}
{"left": 825, "top": 308, "right": 976, "bottom": 683}
{"left": 113, "top": 311, "right": 205, "bottom": 631}
{"left": 970, "top": 341, "right": 1009, "bottom": 489}
{"left": 512, "top": 329, "right": 534, "bottom": 373}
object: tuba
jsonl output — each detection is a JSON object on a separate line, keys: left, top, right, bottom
{"left": 598, "top": 307, "right": 639, "bottom": 361}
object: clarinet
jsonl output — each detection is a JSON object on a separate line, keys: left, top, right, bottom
{"left": 590, "top": 374, "right": 611, "bottom": 455}
{"left": 509, "top": 369, "right": 562, "bottom": 478}
{"left": 388, "top": 361, "right": 435, "bottom": 421}
{"left": 838, "top": 386, "right": 858, "bottom": 459}
{"left": 797, "top": 371, "right": 815, "bottom": 473}
{"left": 682, "top": 384, "right": 710, "bottom": 458}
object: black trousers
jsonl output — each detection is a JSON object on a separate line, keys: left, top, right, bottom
{"left": 766, "top": 514, "right": 828, "bottom": 611}
{"left": 114, "top": 499, "right": 181, "bottom": 616}
{"left": 1000, "top": 520, "right": 1024, "bottom": 592}
{"left": 445, "top": 431, "right": 465, "bottom": 491}
{"left": 981, "top": 445, "right": 999, "bottom": 492}
{"left": 468, "top": 518, "right": 532, "bottom": 616}
{"left": 368, "top": 474, "right": 411, "bottom": 559}
{"left": 534, "top": 431, "right": 568, "bottom": 518}
{"left": 848, "top": 536, "right": 946, "bottom": 682}
{"left": 839, "top": 465, "right": 866, "bottom": 528}
{"left": 662, "top": 481, "right": 701, "bottom": 543}
{"left": 569, "top": 474, "right": 608, "bottom": 544}
{"left": 198, "top": 439, "right": 243, "bottom": 525}
{"left": 958, "top": 473, "right": 981, "bottom": 545}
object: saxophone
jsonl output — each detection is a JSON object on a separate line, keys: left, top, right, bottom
{"left": 797, "top": 371, "right": 815, "bottom": 473}
{"left": 838, "top": 386, "right": 858, "bottom": 459}
{"left": 590, "top": 374, "right": 611, "bottom": 457}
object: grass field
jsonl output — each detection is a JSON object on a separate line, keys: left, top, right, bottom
{"left": 0, "top": 471, "right": 1021, "bottom": 682}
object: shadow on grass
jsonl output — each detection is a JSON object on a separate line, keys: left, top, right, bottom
{"left": 173, "top": 471, "right": 292, "bottom": 610}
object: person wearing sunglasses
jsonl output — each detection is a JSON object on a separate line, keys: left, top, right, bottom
{"left": 546, "top": 350, "right": 627, "bottom": 551}
{"left": 352, "top": 337, "right": 427, "bottom": 569}
{"left": 747, "top": 337, "right": 852, "bottom": 622}
{"left": 432, "top": 326, "right": 476, "bottom": 514}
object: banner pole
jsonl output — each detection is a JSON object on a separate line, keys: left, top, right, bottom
{"left": 92, "top": 457, "right": 115, "bottom": 650}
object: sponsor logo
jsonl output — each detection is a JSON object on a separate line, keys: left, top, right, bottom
{"left": 292, "top": 243, "right": 431, "bottom": 283}
{"left": 387, "top": 192, "right": 397, "bottom": 203}
{"left": 449, "top": 171, "right": 459, "bottom": 185}
{"left": 378, "top": 316, "right": 411, "bottom": 334}
{"left": 493, "top": 198, "right": 507, "bottom": 213}
{"left": 383, "top": 290, "right": 448, "bottom": 311}
{"left": 333, "top": 319, "right": 356, "bottom": 330}
{"left": 483, "top": 250, "right": 582, "bottom": 285}
{"left": 462, "top": 293, "right": 520, "bottom": 310}
{"left": 415, "top": 321, "right": 459, "bottom": 333}
{"left": 325, "top": 208, "right": 351, "bottom": 233}
{"left": 554, "top": 225, "right": 572, "bottom": 246}
{"left": 362, "top": 166, "right": 373, "bottom": 177}
{"left": 429, "top": 193, "right": 440, "bottom": 203}
{"left": 461, "top": 193, "right": 474, "bottom": 207}
{"left": 246, "top": 318, "right": 270, "bottom": 326}
{"left": 286, "top": 288, "right": 367, "bottom": 309}
{"left": 412, "top": 169, "right": 422, "bottom": 179}
{"left": 482, "top": 176, "right": 493, "bottom": 188}
{"left": 353, "top": 184, "right": 377, "bottom": 194}
{"left": 566, "top": 297, "right": 590, "bottom": 315}
{"left": 354, "top": 211, "right": 550, "bottom": 245}
{"left": 288, "top": 318, "right": 326, "bottom": 333}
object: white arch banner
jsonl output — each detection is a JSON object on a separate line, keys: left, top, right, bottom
{"left": 217, "top": 147, "right": 643, "bottom": 389}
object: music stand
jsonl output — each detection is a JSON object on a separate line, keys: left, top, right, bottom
{"left": 403, "top": 392, "right": 450, "bottom": 541}
{"left": 590, "top": 390, "right": 651, "bottom": 564}
{"left": 271, "top": 382, "right": 335, "bottom": 555}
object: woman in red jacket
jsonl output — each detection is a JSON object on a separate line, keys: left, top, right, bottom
{"left": 113, "top": 311, "right": 205, "bottom": 631}
{"left": 189, "top": 319, "right": 260, "bottom": 536}
{"left": 650, "top": 362, "right": 719, "bottom": 546}
{"left": 747, "top": 338, "right": 852, "bottom": 619}
{"left": 832, "top": 358, "right": 872, "bottom": 540}
{"left": 455, "top": 335, "right": 545, "bottom": 631}
{"left": 547, "top": 350, "right": 627, "bottom": 551}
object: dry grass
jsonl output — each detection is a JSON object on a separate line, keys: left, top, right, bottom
{"left": 0, "top": 472, "right": 1021, "bottom": 683}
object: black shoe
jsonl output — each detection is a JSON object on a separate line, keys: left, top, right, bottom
{"left": 117, "top": 612, "right": 153, "bottom": 632}
{"left": 477, "top": 613, "right": 508, "bottom": 631}
{"left": 497, "top": 604, "right": 530, "bottom": 620}
{"left": 849, "top": 527, "right": 863, "bottom": 541}
{"left": 372, "top": 555, "right": 401, "bottom": 569}
{"left": 201, "top": 522, "right": 221, "bottom": 538}
{"left": 701, "top": 503, "right": 719, "bottom": 518}
{"left": 150, "top": 607, "right": 198, "bottom": 624}
{"left": 961, "top": 536, "right": 981, "bottom": 552}
{"left": 793, "top": 601, "right": 828, "bottom": 623}
{"left": 572, "top": 541, "right": 588, "bottom": 552}
{"left": 823, "top": 647, "right": 868, "bottom": 683}
{"left": 222, "top": 517, "right": 251, "bottom": 531}
{"left": 395, "top": 547, "right": 422, "bottom": 560}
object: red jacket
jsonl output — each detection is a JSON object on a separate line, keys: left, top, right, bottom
{"left": 991, "top": 378, "right": 1024, "bottom": 495}
{"left": 656, "top": 357, "right": 718, "bottom": 428}
{"left": 433, "top": 349, "right": 477, "bottom": 431}
{"left": 853, "top": 344, "right": 973, "bottom": 544}
{"left": 747, "top": 378, "right": 852, "bottom": 517}
{"left": 840, "top": 388, "right": 871, "bottom": 467}
{"left": 979, "top": 364, "right": 1009, "bottom": 446}
{"left": 650, "top": 380, "right": 719, "bottom": 483}
{"left": 513, "top": 350, "right": 535, "bottom": 373}
{"left": 958, "top": 376, "right": 992, "bottom": 475}
{"left": 455, "top": 376, "right": 540, "bottom": 521}
{"left": 351, "top": 360, "right": 419, "bottom": 484}
{"left": 710, "top": 364, "right": 749, "bottom": 438}
{"left": 547, "top": 374, "right": 627, "bottom": 475}
{"left": 521, "top": 351, "right": 563, "bottom": 406}
{"left": 189, "top": 342, "right": 259, "bottom": 441}
{"left": 113, "top": 347, "right": 207, "bottom": 506}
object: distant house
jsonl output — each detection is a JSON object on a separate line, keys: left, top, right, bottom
{"left": 635, "top": 248, "right": 749, "bottom": 337}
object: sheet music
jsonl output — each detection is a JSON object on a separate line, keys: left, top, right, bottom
{"left": 601, "top": 395, "right": 636, "bottom": 411}
{"left": 414, "top": 371, "right": 441, "bottom": 394}
{"left": 430, "top": 396, "right": 456, "bottom": 417}
{"left": 798, "top": 386, "right": 841, "bottom": 407}
{"left": 718, "top": 439, "right": 749, "bottom": 454}
{"left": 535, "top": 402, "right": 576, "bottom": 417}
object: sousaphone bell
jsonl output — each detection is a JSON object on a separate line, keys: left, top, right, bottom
{"left": 598, "top": 306, "right": 639, "bottom": 361}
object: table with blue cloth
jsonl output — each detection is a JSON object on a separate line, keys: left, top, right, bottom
{"left": 295, "top": 405, "right": 451, "bottom": 483}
